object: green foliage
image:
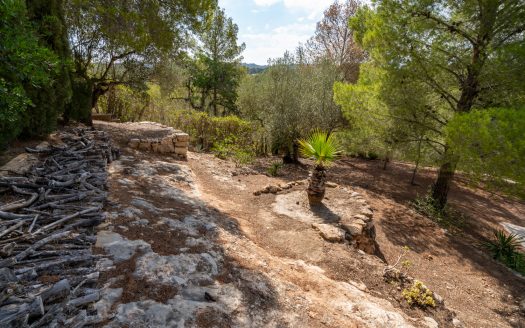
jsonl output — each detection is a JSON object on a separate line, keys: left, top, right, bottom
{"left": 212, "top": 136, "right": 254, "bottom": 165}
{"left": 267, "top": 162, "right": 282, "bottom": 177}
{"left": 402, "top": 280, "right": 436, "bottom": 308}
{"left": 24, "top": 0, "right": 73, "bottom": 134}
{"left": 238, "top": 52, "right": 345, "bottom": 159}
{"left": 170, "top": 110, "right": 258, "bottom": 156}
{"left": 411, "top": 194, "right": 465, "bottom": 232}
{"left": 447, "top": 108, "right": 525, "bottom": 196}
{"left": 187, "top": 7, "right": 245, "bottom": 116}
{"left": 0, "top": 0, "right": 60, "bottom": 148}
{"left": 65, "top": 0, "right": 216, "bottom": 118}
{"left": 337, "top": 0, "right": 525, "bottom": 206}
{"left": 483, "top": 230, "right": 525, "bottom": 274}
{"left": 298, "top": 131, "right": 341, "bottom": 167}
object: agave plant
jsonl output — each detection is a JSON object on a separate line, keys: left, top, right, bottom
{"left": 483, "top": 230, "right": 523, "bottom": 262}
{"left": 298, "top": 130, "right": 341, "bottom": 204}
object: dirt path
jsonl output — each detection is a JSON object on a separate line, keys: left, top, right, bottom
{"left": 190, "top": 154, "right": 525, "bottom": 327}
{"left": 93, "top": 122, "right": 524, "bottom": 327}
{"left": 93, "top": 123, "right": 428, "bottom": 327}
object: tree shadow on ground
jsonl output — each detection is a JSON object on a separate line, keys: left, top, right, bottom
{"left": 309, "top": 202, "right": 341, "bottom": 224}
{"left": 322, "top": 157, "right": 525, "bottom": 303}
{"left": 97, "top": 133, "right": 288, "bottom": 327}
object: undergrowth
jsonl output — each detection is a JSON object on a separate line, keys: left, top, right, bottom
{"left": 402, "top": 280, "right": 436, "bottom": 308}
{"left": 483, "top": 230, "right": 525, "bottom": 275}
{"left": 267, "top": 162, "right": 282, "bottom": 176}
{"left": 411, "top": 193, "right": 465, "bottom": 232}
{"left": 212, "top": 136, "right": 255, "bottom": 166}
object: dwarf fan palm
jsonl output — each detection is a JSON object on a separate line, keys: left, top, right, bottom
{"left": 298, "top": 131, "right": 341, "bottom": 204}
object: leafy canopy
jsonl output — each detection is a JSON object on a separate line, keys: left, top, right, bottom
{"left": 298, "top": 131, "right": 341, "bottom": 167}
{"left": 0, "top": 0, "right": 60, "bottom": 147}
{"left": 446, "top": 108, "right": 525, "bottom": 191}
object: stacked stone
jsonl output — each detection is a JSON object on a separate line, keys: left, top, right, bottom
{"left": 339, "top": 191, "right": 376, "bottom": 254}
{"left": 128, "top": 132, "right": 189, "bottom": 159}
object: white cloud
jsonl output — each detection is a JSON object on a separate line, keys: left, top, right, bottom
{"left": 253, "top": 0, "right": 327, "bottom": 20}
{"left": 240, "top": 22, "right": 316, "bottom": 63}
{"left": 253, "top": 0, "right": 280, "bottom": 6}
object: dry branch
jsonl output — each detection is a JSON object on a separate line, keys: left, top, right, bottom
{"left": 0, "top": 126, "right": 118, "bottom": 326}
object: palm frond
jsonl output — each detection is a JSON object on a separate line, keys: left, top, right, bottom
{"left": 298, "top": 130, "right": 341, "bottom": 166}
{"left": 483, "top": 230, "right": 523, "bottom": 260}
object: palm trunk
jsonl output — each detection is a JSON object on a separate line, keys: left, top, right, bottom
{"left": 307, "top": 165, "right": 326, "bottom": 204}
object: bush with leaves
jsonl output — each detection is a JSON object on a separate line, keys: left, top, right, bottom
{"left": 402, "top": 280, "right": 436, "bottom": 308}
{"left": 447, "top": 108, "right": 525, "bottom": 198}
{"left": 267, "top": 162, "right": 283, "bottom": 177}
{"left": 483, "top": 230, "right": 525, "bottom": 274}
{"left": 0, "top": 0, "right": 60, "bottom": 148}
{"left": 411, "top": 193, "right": 466, "bottom": 233}
{"left": 169, "top": 110, "right": 258, "bottom": 161}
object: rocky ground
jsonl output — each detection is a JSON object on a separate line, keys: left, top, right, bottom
{"left": 91, "top": 121, "right": 524, "bottom": 327}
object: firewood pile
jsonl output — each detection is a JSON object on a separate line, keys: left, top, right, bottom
{"left": 0, "top": 127, "right": 118, "bottom": 327}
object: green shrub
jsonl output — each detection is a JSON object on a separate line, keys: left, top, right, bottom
{"left": 367, "top": 152, "right": 379, "bottom": 160}
{"left": 170, "top": 110, "right": 258, "bottom": 160}
{"left": 0, "top": 0, "right": 60, "bottom": 148}
{"left": 402, "top": 280, "right": 436, "bottom": 308}
{"left": 211, "top": 136, "right": 255, "bottom": 165}
{"left": 483, "top": 230, "right": 525, "bottom": 274}
{"left": 411, "top": 193, "right": 465, "bottom": 231}
{"left": 267, "top": 162, "right": 282, "bottom": 176}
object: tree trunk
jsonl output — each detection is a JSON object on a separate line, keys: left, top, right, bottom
{"left": 431, "top": 150, "right": 458, "bottom": 210}
{"left": 282, "top": 142, "right": 300, "bottom": 164}
{"left": 213, "top": 88, "right": 218, "bottom": 116}
{"left": 411, "top": 138, "right": 422, "bottom": 185}
{"left": 382, "top": 149, "right": 392, "bottom": 170}
{"left": 307, "top": 165, "right": 326, "bottom": 205}
{"left": 65, "top": 75, "right": 93, "bottom": 125}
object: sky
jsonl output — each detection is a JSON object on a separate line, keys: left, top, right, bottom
{"left": 218, "top": 0, "right": 333, "bottom": 65}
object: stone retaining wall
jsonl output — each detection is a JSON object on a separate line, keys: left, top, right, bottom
{"left": 127, "top": 122, "right": 189, "bottom": 159}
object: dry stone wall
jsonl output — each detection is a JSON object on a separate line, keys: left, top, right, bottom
{"left": 127, "top": 122, "right": 189, "bottom": 159}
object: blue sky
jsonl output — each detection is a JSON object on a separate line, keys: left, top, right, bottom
{"left": 218, "top": 0, "right": 332, "bottom": 65}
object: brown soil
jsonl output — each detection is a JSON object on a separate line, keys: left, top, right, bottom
{"left": 0, "top": 138, "right": 43, "bottom": 167}
{"left": 189, "top": 153, "right": 525, "bottom": 327}
{"left": 92, "top": 120, "right": 524, "bottom": 327}
{"left": 38, "top": 275, "right": 61, "bottom": 284}
{"left": 101, "top": 252, "right": 178, "bottom": 304}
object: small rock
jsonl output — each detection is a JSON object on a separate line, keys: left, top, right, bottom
{"left": 128, "top": 139, "right": 140, "bottom": 148}
{"left": 353, "top": 214, "right": 371, "bottom": 223}
{"left": 325, "top": 181, "right": 338, "bottom": 188}
{"left": 346, "top": 223, "right": 363, "bottom": 236}
{"left": 131, "top": 219, "right": 149, "bottom": 226}
{"left": 452, "top": 318, "right": 463, "bottom": 327}
{"left": 520, "top": 299, "right": 525, "bottom": 313}
{"left": 422, "top": 316, "right": 439, "bottom": 328}
{"left": 353, "top": 219, "right": 366, "bottom": 226}
{"left": 204, "top": 291, "right": 216, "bottom": 302}
{"left": 95, "top": 288, "right": 123, "bottom": 319}
{"left": 312, "top": 223, "right": 346, "bottom": 243}
{"left": 267, "top": 185, "right": 282, "bottom": 194}
{"left": 433, "top": 292, "right": 444, "bottom": 304}
{"left": 360, "top": 207, "right": 373, "bottom": 219}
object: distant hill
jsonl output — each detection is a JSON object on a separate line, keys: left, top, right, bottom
{"left": 242, "top": 63, "right": 268, "bottom": 74}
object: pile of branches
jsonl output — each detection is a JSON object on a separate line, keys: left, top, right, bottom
{"left": 0, "top": 127, "right": 118, "bottom": 327}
